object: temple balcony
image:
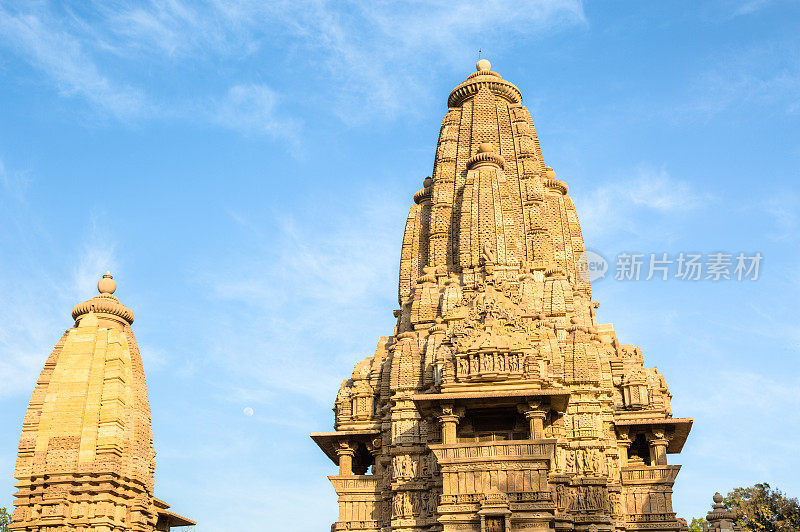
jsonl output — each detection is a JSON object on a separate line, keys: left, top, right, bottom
{"left": 328, "top": 475, "right": 380, "bottom": 532}
{"left": 626, "top": 512, "right": 680, "bottom": 526}
{"left": 430, "top": 439, "right": 556, "bottom": 463}
{"left": 621, "top": 465, "right": 682, "bottom": 485}
{"left": 430, "top": 439, "right": 556, "bottom": 511}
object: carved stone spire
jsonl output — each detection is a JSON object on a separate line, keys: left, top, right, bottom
{"left": 313, "top": 60, "right": 692, "bottom": 532}
{"left": 11, "top": 273, "right": 193, "bottom": 531}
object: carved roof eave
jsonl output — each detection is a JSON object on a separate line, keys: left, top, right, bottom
{"left": 447, "top": 75, "right": 523, "bottom": 108}
{"left": 310, "top": 429, "right": 381, "bottom": 465}
{"left": 614, "top": 417, "right": 693, "bottom": 453}
{"left": 153, "top": 498, "right": 195, "bottom": 527}
{"left": 411, "top": 389, "right": 570, "bottom": 415}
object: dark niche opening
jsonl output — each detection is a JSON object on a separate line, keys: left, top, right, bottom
{"left": 457, "top": 406, "right": 528, "bottom": 442}
{"left": 628, "top": 432, "right": 651, "bottom": 466}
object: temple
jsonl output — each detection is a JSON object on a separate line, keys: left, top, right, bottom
{"left": 10, "top": 273, "right": 194, "bottom": 531}
{"left": 311, "top": 60, "right": 692, "bottom": 532}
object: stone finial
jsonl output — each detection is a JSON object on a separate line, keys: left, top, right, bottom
{"left": 72, "top": 272, "right": 134, "bottom": 325}
{"left": 476, "top": 58, "right": 491, "bottom": 72}
{"left": 98, "top": 271, "right": 116, "bottom": 294}
{"left": 478, "top": 142, "right": 493, "bottom": 153}
{"left": 706, "top": 492, "right": 741, "bottom": 531}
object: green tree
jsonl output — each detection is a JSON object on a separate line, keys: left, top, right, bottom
{"left": 0, "top": 506, "right": 11, "bottom": 532}
{"left": 688, "top": 517, "right": 708, "bottom": 532}
{"left": 725, "top": 483, "right": 800, "bottom": 531}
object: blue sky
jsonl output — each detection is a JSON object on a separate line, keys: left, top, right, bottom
{"left": 1, "top": 0, "right": 799, "bottom": 529}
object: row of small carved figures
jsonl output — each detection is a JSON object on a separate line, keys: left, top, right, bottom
{"left": 390, "top": 486, "right": 613, "bottom": 516}
{"left": 554, "top": 484, "right": 611, "bottom": 513}
{"left": 455, "top": 352, "right": 525, "bottom": 376}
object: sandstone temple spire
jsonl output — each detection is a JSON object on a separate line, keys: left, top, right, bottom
{"left": 312, "top": 59, "right": 692, "bottom": 532}
{"left": 10, "top": 273, "right": 193, "bottom": 531}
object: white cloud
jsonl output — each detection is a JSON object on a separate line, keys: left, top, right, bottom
{"left": 732, "top": 0, "right": 773, "bottom": 16}
{"left": 194, "top": 186, "right": 407, "bottom": 405}
{"left": 0, "top": 5, "right": 147, "bottom": 120}
{"left": 214, "top": 84, "right": 301, "bottom": 144}
{"left": 0, "top": 161, "right": 118, "bottom": 398}
{"left": 673, "top": 42, "right": 800, "bottom": 120}
{"left": 0, "top": 1, "right": 586, "bottom": 126}
{"left": 756, "top": 193, "right": 800, "bottom": 242}
{"left": 574, "top": 166, "right": 712, "bottom": 241}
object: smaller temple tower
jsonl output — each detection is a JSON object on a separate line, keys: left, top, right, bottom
{"left": 10, "top": 273, "right": 193, "bottom": 531}
{"left": 704, "top": 493, "right": 742, "bottom": 532}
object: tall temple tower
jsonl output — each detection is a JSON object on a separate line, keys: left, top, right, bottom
{"left": 311, "top": 60, "right": 692, "bottom": 532}
{"left": 10, "top": 273, "right": 194, "bottom": 531}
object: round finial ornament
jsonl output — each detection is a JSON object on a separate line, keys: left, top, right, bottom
{"left": 545, "top": 166, "right": 556, "bottom": 179}
{"left": 478, "top": 142, "right": 493, "bottom": 153}
{"left": 476, "top": 59, "right": 491, "bottom": 72}
{"left": 98, "top": 271, "right": 116, "bottom": 294}
{"left": 713, "top": 492, "right": 723, "bottom": 504}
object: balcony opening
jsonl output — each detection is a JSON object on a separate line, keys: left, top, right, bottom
{"left": 628, "top": 433, "right": 651, "bottom": 466}
{"left": 457, "top": 407, "right": 528, "bottom": 442}
{"left": 352, "top": 442, "right": 375, "bottom": 475}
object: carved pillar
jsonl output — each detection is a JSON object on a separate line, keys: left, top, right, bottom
{"left": 439, "top": 404, "right": 463, "bottom": 444}
{"left": 337, "top": 442, "right": 355, "bottom": 476}
{"left": 518, "top": 400, "right": 547, "bottom": 440}
{"left": 649, "top": 430, "right": 668, "bottom": 466}
{"left": 616, "top": 428, "right": 631, "bottom": 467}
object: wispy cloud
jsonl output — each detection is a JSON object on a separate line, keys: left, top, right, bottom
{"left": 194, "top": 186, "right": 407, "bottom": 406}
{"left": 756, "top": 193, "right": 800, "bottom": 242}
{"left": 732, "top": 0, "right": 774, "bottom": 16}
{"left": 574, "top": 166, "right": 712, "bottom": 241}
{"left": 214, "top": 83, "right": 301, "bottom": 145}
{"left": 673, "top": 41, "right": 800, "bottom": 120}
{"left": 0, "top": 158, "right": 118, "bottom": 398}
{"left": 0, "top": 4, "right": 147, "bottom": 120}
{"left": 0, "top": 0, "right": 586, "bottom": 127}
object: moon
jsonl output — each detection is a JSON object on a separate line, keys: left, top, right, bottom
{"left": 243, "top": 407, "right": 254, "bottom": 417}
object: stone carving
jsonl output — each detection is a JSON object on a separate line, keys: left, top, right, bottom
{"left": 311, "top": 58, "right": 691, "bottom": 532}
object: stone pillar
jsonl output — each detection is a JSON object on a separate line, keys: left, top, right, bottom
{"left": 649, "top": 430, "right": 668, "bottom": 466}
{"left": 439, "top": 404, "right": 463, "bottom": 444}
{"left": 616, "top": 429, "right": 631, "bottom": 467}
{"left": 337, "top": 442, "right": 355, "bottom": 476}
{"left": 518, "top": 400, "right": 547, "bottom": 440}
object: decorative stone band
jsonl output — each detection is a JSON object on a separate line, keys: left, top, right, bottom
{"left": 621, "top": 465, "right": 681, "bottom": 485}
{"left": 627, "top": 513, "right": 679, "bottom": 523}
{"left": 72, "top": 293, "right": 134, "bottom": 324}
{"left": 467, "top": 150, "right": 505, "bottom": 170}
{"left": 429, "top": 439, "right": 556, "bottom": 464}
{"left": 545, "top": 178, "right": 568, "bottom": 195}
{"left": 413, "top": 187, "right": 431, "bottom": 204}
{"left": 448, "top": 74, "right": 523, "bottom": 108}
